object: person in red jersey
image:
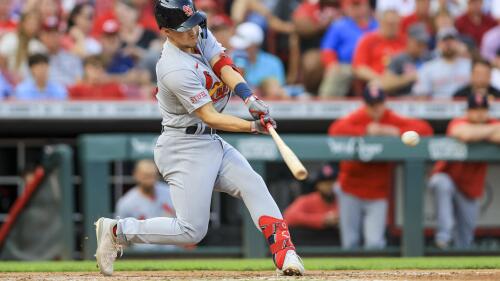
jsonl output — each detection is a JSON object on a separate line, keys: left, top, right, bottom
{"left": 352, "top": 9, "right": 406, "bottom": 84}
{"left": 328, "top": 85, "right": 433, "bottom": 249}
{"left": 455, "top": 0, "right": 496, "bottom": 48}
{"left": 0, "top": 0, "right": 16, "bottom": 35}
{"left": 68, "top": 55, "right": 126, "bottom": 100}
{"left": 284, "top": 163, "right": 339, "bottom": 230}
{"left": 429, "top": 93, "right": 500, "bottom": 249}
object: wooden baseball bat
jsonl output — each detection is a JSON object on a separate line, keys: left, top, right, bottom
{"left": 267, "top": 125, "right": 309, "bottom": 181}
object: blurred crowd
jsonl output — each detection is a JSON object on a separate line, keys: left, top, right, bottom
{"left": 0, "top": 0, "right": 499, "bottom": 101}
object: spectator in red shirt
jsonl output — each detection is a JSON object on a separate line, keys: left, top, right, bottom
{"left": 429, "top": 94, "right": 500, "bottom": 249}
{"left": 455, "top": 0, "right": 496, "bottom": 48}
{"left": 284, "top": 163, "right": 339, "bottom": 230}
{"left": 400, "top": 0, "right": 433, "bottom": 36}
{"left": 328, "top": 85, "right": 433, "bottom": 249}
{"left": 68, "top": 55, "right": 126, "bottom": 100}
{"left": 353, "top": 9, "right": 406, "bottom": 85}
{"left": 0, "top": 0, "right": 16, "bottom": 35}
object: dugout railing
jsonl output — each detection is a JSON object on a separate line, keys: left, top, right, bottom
{"left": 79, "top": 134, "right": 500, "bottom": 260}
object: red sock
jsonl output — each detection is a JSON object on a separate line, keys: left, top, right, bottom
{"left": 258, "top": 216, "right": 295, "bottom": 269}
{"left": 112, "top": 225, "right": 117, "bottom": 237}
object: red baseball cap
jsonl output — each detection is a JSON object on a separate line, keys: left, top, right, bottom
{"left": 101, "top": 19, "right": 120, "bottom": 35}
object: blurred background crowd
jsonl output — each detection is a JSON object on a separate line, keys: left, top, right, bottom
{"left": 0, "top": 0, "right": 500, "bottom": 101}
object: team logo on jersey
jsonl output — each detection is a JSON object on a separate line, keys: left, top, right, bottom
{"left": 183, "top": 5, "right": 194, "bottom": 17}
{"left": 204, "top": 71, "right": 230, "bottom": 103}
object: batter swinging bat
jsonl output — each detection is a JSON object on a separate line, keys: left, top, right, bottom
{"left": 267, "top": 125, "right": 308, "bottom": 180}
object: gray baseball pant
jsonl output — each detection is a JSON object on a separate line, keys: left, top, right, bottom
{"left": 116, "top": 131, "right": 282, "bottom": 245}
{"left": 428, "top": 173, "right": 480, "bottom": 248}
{"left": 336, "top": 187, "right": 387, "bottom": 249}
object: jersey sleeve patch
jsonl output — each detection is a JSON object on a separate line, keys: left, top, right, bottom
{"left": 160, "top": 69, "right": 212, "bottom": 114}
{"left": 190, "top": 91, "right": 208, "bottom": 104}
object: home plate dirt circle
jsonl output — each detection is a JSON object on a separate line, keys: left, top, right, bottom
{"left": 2, "top": 270, "right": 500, "bottom": 281}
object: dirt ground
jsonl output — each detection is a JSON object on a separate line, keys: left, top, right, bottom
{"left": 1, "top": 270, "right": 500, "bottom": 281}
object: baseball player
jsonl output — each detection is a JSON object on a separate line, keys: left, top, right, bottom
{"left": 328, "top": 85, "right": 433, "bottom": 249}
{"left": 429, "top": 94, "right": 500, "bottom": 248}
{"left": 94, "top": 0, "right": 304, "bottom": 276}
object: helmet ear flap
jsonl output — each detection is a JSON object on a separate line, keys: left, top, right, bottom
{"left": 199, "top": 13, "right": 208, "bottom": 39}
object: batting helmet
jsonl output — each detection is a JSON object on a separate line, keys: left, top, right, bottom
{"left": 155, "top": 0, "right": 208, "bottom": 38}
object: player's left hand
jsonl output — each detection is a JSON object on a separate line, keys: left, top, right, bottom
{"left": 245, "top": 95, "right": 270, "bottom": 120}
{"left": 251, "top": 115, "right": 277, "bottom": 134}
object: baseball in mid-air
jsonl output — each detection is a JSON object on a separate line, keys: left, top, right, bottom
{"left": 401, "top": 131, "right": 420, "bottom": 146}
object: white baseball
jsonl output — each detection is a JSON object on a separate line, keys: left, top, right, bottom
{"left": 401, "top": 131, "right": 420, "bottom": 146}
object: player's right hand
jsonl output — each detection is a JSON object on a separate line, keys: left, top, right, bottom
{"left": 251, "top": 115, "right": 277, "bottom": 134}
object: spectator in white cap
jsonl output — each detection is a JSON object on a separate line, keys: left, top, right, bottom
{"left": 230, "top": 22, "right": 287, "bottom": 98}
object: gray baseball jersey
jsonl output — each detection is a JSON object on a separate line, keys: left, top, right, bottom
{"left": 115, "top": 182, "right": 175, "bottom": 220}
{"left": 116, "top": 29, "right": 283, "bottom": 247}
{"left": 156, "top": 29, "right": 231, "bottom": 128}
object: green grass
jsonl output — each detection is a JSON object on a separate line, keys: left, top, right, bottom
{"left": 1, "top": 257, "right": 500, "bottom": 272}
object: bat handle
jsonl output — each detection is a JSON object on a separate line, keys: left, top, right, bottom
{"left": 266, "top": 123, "right": 276, "bottom": 133}
{"left": 266, "top": 124, "right": 279, "bottom": 140}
